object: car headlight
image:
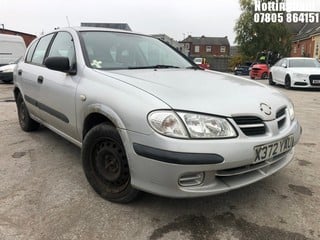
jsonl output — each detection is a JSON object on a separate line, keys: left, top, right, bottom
{"left": 148, "top": 110, "right": 237, "bottom": 139}
{"left": 293, "top": 73, "right": 308, "bottom": 79}
{"left": 288, "top": 104, "right": 295, "bottom": 121}
{"left": 178, "top": 112, "right": 237, "bottom": 138}
{"left": 2, "top": 68, "right": 13, "bottom": 73}
{"left": 148, "top": 111, "right": 188, "bottom": 138}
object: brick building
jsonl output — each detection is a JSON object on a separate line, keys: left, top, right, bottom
{"left": 290, "top": 23, "right": 320, "bottom": 59}
{"left": 180, "top": 35, "right": 230, "bottom": 57}
{"left": 0, "top": 28, "right": 37, "bottom": 47}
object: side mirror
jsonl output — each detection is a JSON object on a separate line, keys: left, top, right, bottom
{"left": 44, "top": 57, "right": 76, "bottom": 75}
{"left": 281, "top": 63, "right": 287, "bottom": 68}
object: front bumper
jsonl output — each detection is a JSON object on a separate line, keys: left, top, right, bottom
{"left": 0, "top": 72, "right": 13, "bottom": 82}
{"left": 120, "top": 119, "right": 301, "bottom": 198}
{"left": 292, "top": 76, "right": 320, "bottom": 88}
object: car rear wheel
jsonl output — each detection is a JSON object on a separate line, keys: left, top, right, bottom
{"left": 262, "top": 72, "right": 268, "bottom": 79}
{"left": 285, "top": 75, "right": 291, "bottom": 89}
{"left": 16, "top": 93, "right": 40, "bottom": 132}
{"left": 82, "top": 123, "right": 140, "bottom": 203}
{"left": 269, "top": 73, "right": 275, "bottom": 85}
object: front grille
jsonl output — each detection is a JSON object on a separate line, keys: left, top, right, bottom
{"left": 276, "top": 107, "right": 286, "bottom": 129}
{"left": 309, "top": 75, "right": 320, "bottom": 85}
{"left": 276, "top": 107, "right": 286, "bottom": 118}
{"left": 233, "top": 116, "right": 265, "bottom": 136}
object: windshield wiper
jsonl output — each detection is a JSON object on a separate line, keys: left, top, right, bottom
{"left": 128, "top": 65, "right": 180, "bottom": 69}
{"left": 186, "top": 65, "right": 201, "bottom": 70}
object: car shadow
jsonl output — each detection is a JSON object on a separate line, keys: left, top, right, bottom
{"left": 272, "top": 84, "right": 320, "bottom": 92}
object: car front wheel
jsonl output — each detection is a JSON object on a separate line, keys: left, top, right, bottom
{"left": 285, "top": 75, "right": 291, "bottom": 89}
{"left": 82, "top": 123, "right": 139, "bottom": 203}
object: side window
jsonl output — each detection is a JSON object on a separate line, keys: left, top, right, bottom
{"left": 25, "top": 39, "right": 38, "bottom": 62}
{"left": 47, "top": 32, "right": 75, "bottom": 68}
{"left": 31, "top": 33, "right": 54, "bottom": 65}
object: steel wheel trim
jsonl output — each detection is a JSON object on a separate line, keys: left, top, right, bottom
{"left": 19, "top": 101, "right": 27, "bottom": 125}
{"left": 91, "top": 138, "right": 130, "bottom": 193}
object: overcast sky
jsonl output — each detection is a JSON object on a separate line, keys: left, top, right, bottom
{"left": 0, "top": 0, "right": 241, "bottom": 44}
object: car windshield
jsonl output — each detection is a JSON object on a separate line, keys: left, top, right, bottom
{"left": 289, "top": 59, "right": 320, "bottom": 68}
{"left": 80, "top": 31, "right": 193, "bottom": 70}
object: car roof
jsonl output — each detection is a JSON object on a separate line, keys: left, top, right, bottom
{"left": 54, "top": 26, "right": 144, "bottom": 36}
{"left": 284, "top": 57, "right": 316, "bottom": 60}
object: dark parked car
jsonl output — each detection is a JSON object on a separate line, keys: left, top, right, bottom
{"left": 234, "top": 62, "right": 252, "bottom": 75}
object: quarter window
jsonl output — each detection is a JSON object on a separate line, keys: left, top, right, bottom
{"left": 25, "top": 40, "right": 38, "bottom": 63}
{"left": 31, "top": 33, "right": 54, "bottom": 65}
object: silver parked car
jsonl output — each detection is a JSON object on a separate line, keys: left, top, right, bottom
{"left": 269, "top": 57, "right": 320, "bottom": 89}
{"left": 14, "top": 27, "right": 301, "bottom": 203}
{"left": 0, "top": 58, "right": 21, "bottom": 83}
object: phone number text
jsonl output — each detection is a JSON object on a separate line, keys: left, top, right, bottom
{"left": 254, "top": 12, "right": 320, "bottom": 23}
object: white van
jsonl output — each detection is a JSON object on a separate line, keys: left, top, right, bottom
{"left": 0, "top": 34, "right": 26, "bottom": 66}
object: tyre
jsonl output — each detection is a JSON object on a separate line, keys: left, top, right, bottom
{"left": 16, "top": 93, "right": 40, "bottom": 131}
{"left": 2, "top": 79, "right": 13, "bottom": 84}
{"left": 269, "top": 73, "right": 275, "bottom": 85}
{"left": 82, "top": 123, "right": 139, "bottom": 203}
{"left": 285, "top": 75, "right": 291, "bottom": 89}
{"left": 261, "top": 72, "right": 268, "bottom": 79}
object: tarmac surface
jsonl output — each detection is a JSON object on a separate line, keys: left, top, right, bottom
{"left": 0, "top": 77, "right": 319, "bottom": 240}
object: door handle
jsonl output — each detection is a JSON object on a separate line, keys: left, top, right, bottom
{"left": 18, "top": 69, "right": 23, "bottom": 76}
{"left": 37, "top": 76, "right": 44, "bottom": 84}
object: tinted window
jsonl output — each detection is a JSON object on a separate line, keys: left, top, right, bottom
{"left": 275, "top": 59, "right": 283, "bottom": 67}
{"left": 289, "top": 59, "right": 320, "bottom": 68}
{"left": 47, "top": 32, "right": 75, "bottom": 68}
{"left": 31, "top": 33, "right": 54, "bottom": 65}
{"left": 26, "top": 39, "right": 38, "bottom": 62}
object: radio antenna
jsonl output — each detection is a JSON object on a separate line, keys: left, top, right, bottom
{"left": 66, "top": 16, "right": 71, "bottom": 27}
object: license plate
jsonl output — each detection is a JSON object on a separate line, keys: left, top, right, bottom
{"left": 254, "top": 135, "right": 294, "bottom": 163}
{"left": 312, "top": 79, "right": 320, "bottom": 85}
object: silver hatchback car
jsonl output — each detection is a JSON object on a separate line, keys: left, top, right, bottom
{"left": 14, "top": 27, "right": 301, "bottom": 203}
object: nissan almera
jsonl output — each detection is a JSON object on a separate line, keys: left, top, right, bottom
{"left": 14, "top": 27, "right": 301, "bottom": 202}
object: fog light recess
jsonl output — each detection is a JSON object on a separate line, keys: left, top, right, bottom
{"left": 178, "top": 172, "right": 205, "bottom": 187}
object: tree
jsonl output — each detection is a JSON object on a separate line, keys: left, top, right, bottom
{"left": 234, "top": 0, "right": 291, "bottom": 59}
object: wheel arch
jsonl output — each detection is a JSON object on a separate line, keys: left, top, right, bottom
{"left": 13, "top": 87, "right": 21, "bottom": 101}
{"left": 285, "top": 73, "right": 291, "bottom": 79}
{"left": 82, "top": 104, "right": 127, "bottom": 140}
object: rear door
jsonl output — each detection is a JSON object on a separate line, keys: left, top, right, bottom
{"left": 16, "top": 34, "right": 55, "bottom": 119}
